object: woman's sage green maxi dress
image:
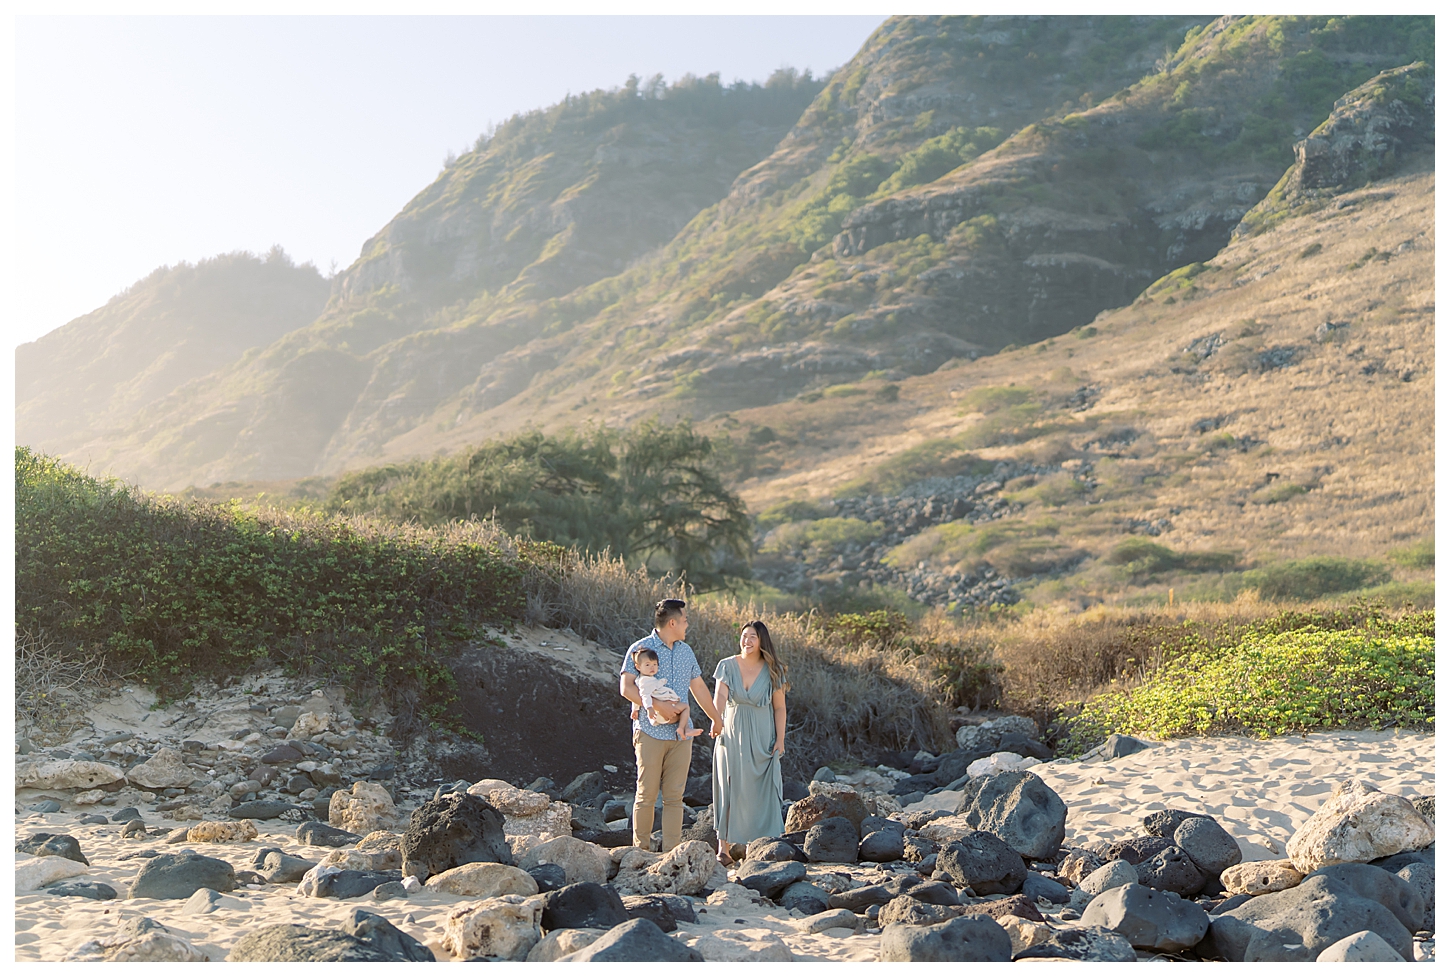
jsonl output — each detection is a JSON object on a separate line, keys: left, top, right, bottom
{"left": 711, "top": 656, "right": 785, "bottom": 845}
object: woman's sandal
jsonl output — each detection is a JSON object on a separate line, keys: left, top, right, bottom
{"left": 716, "top": 851, "right": 736, "bottom": 868}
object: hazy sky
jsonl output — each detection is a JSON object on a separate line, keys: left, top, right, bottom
{"left": 13, "top": 15, "right": 884, "bottom": 347}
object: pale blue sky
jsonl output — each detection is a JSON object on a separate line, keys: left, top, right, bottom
{"left": 14, "top": 15, "right": 884, "bottom": 345}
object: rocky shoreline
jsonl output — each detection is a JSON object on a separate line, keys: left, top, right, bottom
{"left": 14, "top": 671, "right": 1436, "bottom": 962}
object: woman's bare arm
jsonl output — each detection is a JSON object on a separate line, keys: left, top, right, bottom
{"left": 772, "top": 688, "right": 787, "bottom": 755}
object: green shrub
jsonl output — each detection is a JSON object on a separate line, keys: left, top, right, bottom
{"left": 1106, "top": 538, "right": 1240, "bottom": 577}
{"left": 15, "top": 447, "right": 523, "bottom": 733}
{"left": 1060, "top": 622, "right": 1434, "bottom": 748}
{"left": 1389, "top": 538, "right": 1434, "bottom": 569}
{"left": 1244, "top": 557, "right": 1390, "bottom": 600}
{"left": 762, "top": 517, "right": 882, "bottom": 557}
{"left": 756, "top": 498, "right": 832, "bottom": 531}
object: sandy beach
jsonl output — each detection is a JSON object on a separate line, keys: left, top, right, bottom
{"left": 16, "top": 726, "right": 1433, "bottom": 962}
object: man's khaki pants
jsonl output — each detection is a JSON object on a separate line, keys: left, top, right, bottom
{"left": 632, "top": 730, "right": 691, "bottom": 851}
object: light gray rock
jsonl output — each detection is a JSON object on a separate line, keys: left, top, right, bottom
{"left": 15, "top": 759, "right": 124, "bottom": 790}
{"left": 878, "top": 914, "right": 1012, "bottom": 962}
{"left": 1316, "top": 930, "right": 1405, "bottom": 962}
{"left": 1287, "top": 780, "right": 1434, "bottom": 873}
{"left": 1013, "top": 925, "right": 1138, "bottom": 961}
{"left": 1069, "top": 859, "right": 1138, "bottom": 909}
{"left": 953, "top": 771, "right": 1066, "bottom": 861}
{"left": 1174, "top": 817, "right": 1243, "bottom": 876}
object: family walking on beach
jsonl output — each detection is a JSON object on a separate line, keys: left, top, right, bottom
{"left": 619, "top": 598, "right": 788, "bottom": 867}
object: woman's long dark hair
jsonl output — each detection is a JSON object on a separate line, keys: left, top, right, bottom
{"left": 745, "top": 620, "right": 789, "bottom": 693}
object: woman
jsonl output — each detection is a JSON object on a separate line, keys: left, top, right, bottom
{"left": 711, "top": 619, "right": 789, "bottom": 867}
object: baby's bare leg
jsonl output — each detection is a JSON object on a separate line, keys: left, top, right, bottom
{"left": 648, "top": 699, "right": 684, "bottom": 725}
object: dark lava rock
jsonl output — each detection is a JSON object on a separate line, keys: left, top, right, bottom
{"left": 1136, "top": 846, "right": 1207, "bottom": 896}
{"left": 1207, "top": 862, "right": 1423, "bottom": 961}
{"left": 803, "top": 816, "right": 860, "bottom": 863}
{"left": 560, "top": 917, "right": 704, "bottom": 962}
{"left": 1101, "top": 734, "right": 1151, "bottom": 759}
{"left": 132, "top": 852, "right": 237, "bottom": 899}
{"left": 829, "top": 877, "right": 957, "bottom": 911}
{"left": 861, "top": 815, "right": 905, "bottom": 836}
{"left": 1411, "top": 795, "right": 1434, "bottom": 822}
{"left": 44, "top": 881, "right": 117, "bottom": 900}
{"left": 561, "top": 771, "right": 604, "bottom": 803}
{"left": 903, "top": 835, "right": 938, "bottom": 863}
{"left": 30, "top": 800, "right": 62, "bottom": 814}
{"left": 995, "top": 732, "right": 1052, "bottom": 760}
{"left": 1022, "top": 871, "right": 1070, "bottom": 904}
{"left": 227, "top": 909, "right": 432, "bottom": 962}
{"left": 735, "top": 858, "right": 806, "bottom": 899}
{"left": 785, "top": 785, "right": 869, "bottom": 833}
{"left": 235, "top": 870, "right": 268, "bottom": 886}
{"left": 17, "top": 833, "right": 88, "bottom": 865}
{"left": 621, "top": 894, "right": 677, "bottom": 932}
{"left": 371, "top": 881, "right": 408, "bottom": 902}
{"left": 229, "top": 800, "right": 297, "bottom": 821}
{"left": 1142, "top": 810, "right": 1213, "bottom": 838}
{"left": 937, "top": 832, "right": 1028, "bottom": 895}
{"left": 313, "top": 791, "right": 337, "bottom": 820}
{"left": 745, "top": 837, "right": 805, "bottom": 862}
{"left": 1013, "top": 925, "right": 1138, "bottom": 961}
{"left": 541, "top": 881, "right": 630, "bottom": 933}
{"left": 284, "top": 775, "right": 314, "bottom": 794}
{"left": 1098, "top": 836, "right": 1174, "bottom": 866}
{"left": 891, "top": 774, "right": 941, "bottom": 796}
{"left": 76, "top": 814, "right": 110, "bottom": 826}
{"left": 1081, "top": 882, "right": 1210, "bottom": 952}
{"left": 973, "top": 893, "right": 1045, "bottom": 922}
{"left": 954, "top": 771, "right": 1066, "bottom": 861}
{"left": 1210, "top": 893, "right": 1254, "bottom": 915}
{"left": 312, "top": 871, "right": 404, "bottom": 899}
{"left": 682, "top": 775, "right": 714, "bottom": 807}
{"left": 526, "top": 862, "right": 568, "bottom": 893}
{"left": 1394, "top": 862, "right": 1434, "bottom": 932}
{"left": 782, "top": 779, "right": 809, "bottom": 803}
{"left": 931, "top": 750, "right": 979, "bottom": 788}
{"left": 400, "top": 792, "right": 510, "bottom": 882}
{"left": 879, "top": 914, "right": 1012, "bottom": 962}
{"left": 1174, "top": 817, "right": 1242, "bottom": 876}
{"left": 120, "top": 820, "right": 146, "bottom": 840}
{"left": 296, "top": 821, "right": 361, "bottom": 848}
{"left": 261, "top": 745, "right": 304, "bottom": 765}
{"left": 111, "top": 807, "right": 141, "bottom": 824}
{"left": 254, "top": 849, "right": 318, "bottom": 884}
{"left": 778, "top": 880, "right": 832, "bottom": 915}
{"left": 860, "top": 830, "right": 906, "bottom": 863}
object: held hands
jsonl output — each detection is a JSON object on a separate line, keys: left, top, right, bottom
{"left": 710, "top": 720, "right": 723, "bottom": 738}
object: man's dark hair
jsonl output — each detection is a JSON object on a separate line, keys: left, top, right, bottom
{"left": 654, "top": 598, "right": 687, "bottom": 629}
{"left": 632, "top": 647, "right": 659, "bottom": 664}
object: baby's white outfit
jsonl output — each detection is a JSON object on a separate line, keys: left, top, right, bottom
{"left": 636, "top": 675, "right": 681, "bottom": 712}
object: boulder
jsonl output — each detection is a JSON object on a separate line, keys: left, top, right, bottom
{"left": 999, "top": 915, "right": 1053, "bottom": 956}
{"left": 1013, "top": 925, "right": 1138, "bottom": 961}
{"left": 525, "top": 928, "right": 607, "bottom": 962}
{"left": 67, "top": 916, "right": 209, "bottom": 962}
{"left": 526, "top": 862, "right": 568, "bottom": 892}
{"left": 953, "top": 771, "right": 1066, "bottom": 861}
{"left": 859, "top": 830, "right": 906, "bottom": 862}
{"left": 794, "top": 908, "right": 863, "bottom": 934}
{"left": 1069, "top": 859, "right": 1139, "bottom": 909}
{"left": 328, "top": 782, "right": 396, "bottom": 836}
{"left": 966, "top": 752, "right": 1037, "bottom": 779}
{"left": 1143, "top": 810, "right": 1213, "bottom": 838}
{"left": 400, "top": 792, "right": 511, "bottom": 882}
{"left": 560, "top": 771, "right": 604, "bottom": 803}
{"left": 1174, "top": 817, "right": 1243, "bottom": 876}
{"left": 734, "top": 858, "right": 806, "bottom": 899}
{"left": 1316, "top": 929, "right": 1406, "bottom": 962}
{"left": 1220, "top": 859, "right": 1305, "bottom": 895}
{"left": 1097, "top": 835, "right": 1174, "bottom": 865}
{"left": 803, "top": 816, "right": 860, "bottom": 863}
{"left": 559, "top": 918, "right": 705, "bottom": 962}
{"left": 540, "top": 881, "right": 630, "bottom": 932}
{"left": 937, "top": 832, "right": 1028, "bottom": 895}
{"left": 471, "top": 783, "right": 551, "bottom": 817}
{"left": 45, "top": 881, "right": 117, "bottom": 900}
{"left": 1136, "top": 845, "right": 1207, "bottom": 896}
{"left": 1207, "top": 862, "right": 1423, "bottom": 961}
{"left": 778, "top": 880, "right": 832, "bottom": 915}
{"left": 620, "top": 894, "right": 678, "bottom": 932}
{"left": 1058, "top": 846, "right": 1105, "bottom": 886}
{"left": 125, "top": 749, "right": 196, "bottom": 790}
{"left": 1394, "top": 861, "right": 1434, "bottom": 933}
{"left": 1100, "top": 733, "right": 1151, "bottom": 759}
{"left": 187, "top": 820, "right": 258, "bottom": 844}
{"left": 611, "top": 840, "right": 715, "bottom": 896}
{"left": 440, "top": 894, "right": 545, "bottom": 961}
{"left": 16, "top": 832, "right": 89, "bottom": 864}
{"left": 424, "top": 862, "right": 539, "bottom": 898}
{"left": 973, "top": 893, "right": 1045, "bottom": 923}
{"left": 1081, "top": 882, "right": 1210, "bottom": 951}
{"left": 131, "top": 852, "right": 236, "bottom": 899}
{"left": 296, "top": 821, "right": 361, "bottom": 848}
{"left": 517, "top": 836, "right": 612, "bottom": 886}
{"left": 17, "top": 855, "right": 91, "bottom": 891}
{"left": 902, "top": 835, "right": 938, "bottom": 863}
{"left": 878, "top": 895, "right": 963, "bottom": 927}
{"left": 227, "top": 911, "right": 430, "bottom": 962}
{"left": 1022, "top": 871, "right": 1070, "bottom": 904}
{"left": 1286, "top": 780, "right": 1434, "bottom": 873}
{"left": 297, "top": 866, "right": 402, "bottom": 899}
{"left": 878, "top": 914, "right": 1013, "bottom": 962}
{"left": 15, "top": 758, "right": 124, "bottom": 790}
{"left": 745, "top": 837, "right": 806, "bottom": 862}
{"left": 996, "top": 731, "right": 1052, "bottom": 759}
{"left": 229, "top": 800, "right": 297, "bottom": 820}
{"left": 503, "top": 800, "right": 574, "bottom": 845}
{"left": 258, "top": 850, "right": 318, "bottom": 884}
{"left": 289, "top": 709, "right": 333, "bottom": 740}
{"left": 679, "top": 928, "right": 794, "bottom": 961}
{"left": 784, "top": 782, "right": 870, "bottom": 833}
{"left": 182, "top": 887, "right": 248, "bottom": 914}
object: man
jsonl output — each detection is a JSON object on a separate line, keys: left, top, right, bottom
{"left": 620, "top": 598, "right": 725, "bottom": 852}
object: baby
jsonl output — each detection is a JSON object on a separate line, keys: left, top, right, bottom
{"left": 631, "top": 648, "right": 701, "bottom": 738}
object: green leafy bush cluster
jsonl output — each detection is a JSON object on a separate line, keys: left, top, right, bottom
{"left": 1059, "top": 616, "right": 1434, "bottom": 750}
{"left": 15, "top": 447, "right": 524, "bottom": 733}
{"left": 879, "top": 126, "right": 1006, "bottom": 193}
{"left": 327, "top": 419, "right": 750, "bottom": 589}
{"left": 1243, "top": 556, "right": 1390, "bottom": 600}
{"left": 1389, "top": 537, "right": 1434, "bottom": 569}
{"left": 1106, "top": 538, "right": 1240, "bottom": 578}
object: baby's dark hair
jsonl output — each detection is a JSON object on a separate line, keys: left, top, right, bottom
{"left": 632, "top": 647, "right": 659, "bottom": 665}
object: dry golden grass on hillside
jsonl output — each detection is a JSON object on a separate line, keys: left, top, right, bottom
{"left": 713, "top": 161, "right": 1433, "bottom": 610}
